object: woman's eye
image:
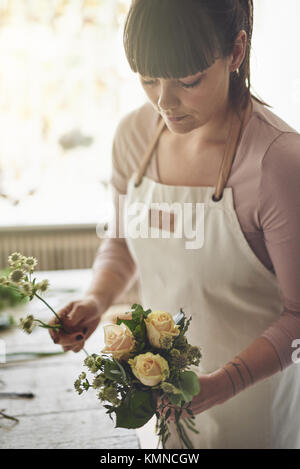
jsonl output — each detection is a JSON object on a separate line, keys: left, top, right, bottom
{"left": 141, "top": 76, "right": 203, "bottom": 88}
{"left": 179, "top": 77, "right": 203, "bottom": 88}
{"left": 141, "top": 79, "right": 158, "bottom": 87}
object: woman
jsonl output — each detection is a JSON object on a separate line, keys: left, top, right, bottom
{"left": 49, "top": 0, "right": 300, "bottom": 449}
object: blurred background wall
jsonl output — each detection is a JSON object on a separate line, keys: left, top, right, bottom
{"left": 0, "top": 0, "right": 299, "bottom": 270}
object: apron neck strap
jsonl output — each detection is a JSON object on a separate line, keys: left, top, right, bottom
{"left": 134, "top": 117, "right": 166, "bottom": 187}
{"left": 134, "top": 98, "right": 253, "bottom": 194}
{"left": 213, "top": 98, "right": 253, "bottom": 201}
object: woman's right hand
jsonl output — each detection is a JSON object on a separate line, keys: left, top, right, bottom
{"left": 48, "top": 294, "right": 107, "bottom": 353}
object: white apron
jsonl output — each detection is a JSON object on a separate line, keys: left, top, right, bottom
{"left": 123, "top": 100, "right": 300, "bottom": 449}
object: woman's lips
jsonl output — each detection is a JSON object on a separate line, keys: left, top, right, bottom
{"left": 165, "top": 115, "right": 187, "bottom": 123}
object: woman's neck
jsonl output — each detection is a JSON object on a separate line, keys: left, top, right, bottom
{"left": 169, "top": 97, "right": 251, "bottom": 154}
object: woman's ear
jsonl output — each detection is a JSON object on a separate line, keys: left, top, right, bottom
{"left": 229, "top": 30, "right": 248, "bottom": 73}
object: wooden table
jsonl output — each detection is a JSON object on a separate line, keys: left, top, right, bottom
{"left": 0, "top": 269, "right": 140, "bottom": 449}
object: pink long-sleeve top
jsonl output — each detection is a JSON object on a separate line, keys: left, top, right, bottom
{"left": 94, "top": 96, "right": 300, "bottom": 371}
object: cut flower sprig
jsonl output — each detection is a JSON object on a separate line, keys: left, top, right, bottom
{"left": 4, "top": 252, "right": 89, "bottom": 356}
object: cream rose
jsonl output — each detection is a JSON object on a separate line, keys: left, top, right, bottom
{"left": 101, "top": 323, "right": 135, "bottom": 361}
{"left": 145, "top": 311, "right": 180, "bottom": 348}
{"left": 129, "top": 352, "right": 170, "bottom": 387}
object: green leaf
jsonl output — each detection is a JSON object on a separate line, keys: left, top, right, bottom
{"left": 186, "top": 416, "right": 196, "bottom": 426}
{"left": 112, "top": 359, "right": 128, "bottom": 385}
{"left": 131, "top": 304, "right": 143, "bottom": 314}
{"left": 165, "top": 408, "right": 172, "bottom": 421}
{"left": 178, "top": 371, "right": 201, "bottom": 403}
{"left": 167, "top": 393, "right": 183, "bottom": 406}
{"left": 116, "top": 318, "right": 135, "bottom": 331}
{"left": 176, "top": 421, "right": 194, "bottom": 449}
{"left": 183, "top": 419, "right": 200, "bottom": 434}
{"left": 115, "top": 390, "right": 157, "bottom": 429}
{"left": 186, "top": 408, "right": 195, "bottom": 417}
{"left": 181, "top": 317, "right": 192, "bottom": 337}
{"left": 104, "top": 360, "right": 124, "bottom": 381}
{"left": 132, "top": 309, "right": 142, "bottom": 322}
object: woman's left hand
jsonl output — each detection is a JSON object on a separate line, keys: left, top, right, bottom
{"left": 158, "top": 370, "right": 234, "bottom": 422}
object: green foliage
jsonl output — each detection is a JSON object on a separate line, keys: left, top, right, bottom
{"left": 167, "top": 392, "right": 183, "bottom": 407}
{"left": 112, "top": 358, "right": 128, "bottom": 385}
{"left": 178, "top": 371, "right": 201, "bottom": 403}
{"left": 104, "top": 359, "right": 123, "bottom": 381}
{"left": 0, "top": 267, "right": 28, "bottom": 314}
{"left": 103, "top": 358, "right": 130, "bottom": 386}
{"left": 115, "top": 389, "right": 157, "bottom": 429}
{"left": 116, "top": 304, "right": 151, "bottom": 355}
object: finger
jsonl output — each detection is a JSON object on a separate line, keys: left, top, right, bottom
{"left": 70, "top": 335, "right": 85, "bottom": 352}
{"left": 58, "top": 301, "right": 75, "bottom": 317}
{"left": 47, "top": 307, "right": 79, "bottom": 345}
{"left": 56, "top": 304, "right": 74, "bottom": 321}
{"left": 58, "top": 330, "right": 86, "bottom": 347}
{"left": 48, "top": 318, "right": 62, "bottom": 343}
{"left": 64, "top": 303, "right": 87, "bottom": 325}
{"left": 59, "top": 313, "right": 76, "bottom": 334}
{"left": 111, "top": 311, "right": 132, "bottom": 324}
{"left": 72, "top": 343, "right": 84, "bottom": 353}
{"left": 49, "top": 328, "right": 59, "bottom": 344}
{"left": 63, "top": 346, "right": 72, "bottom": 352}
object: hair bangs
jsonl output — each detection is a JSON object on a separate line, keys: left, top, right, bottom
{"left": 124, "top": 0, "right": 221, "bottom": 79}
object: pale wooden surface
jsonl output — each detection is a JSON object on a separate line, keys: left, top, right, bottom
{"left": 0, "top": 269, "right": 140, "bottom": 449}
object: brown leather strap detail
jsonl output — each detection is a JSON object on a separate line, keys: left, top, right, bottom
{"left": 213, "top": 99, "right": 253, "bottom": 200}
{"left": 134, "top": 117, "right": 166, "bottom": 187}
{"left": 148, "top": 208, "right": 175, "bottom": 232}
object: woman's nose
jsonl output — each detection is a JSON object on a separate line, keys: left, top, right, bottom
{"left": 157, "top": 83, "right": 180, "bottom": 113}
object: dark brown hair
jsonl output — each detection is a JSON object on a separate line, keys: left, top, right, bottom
{"left": 123, "top": 0, "right": 269, "bottom": 111}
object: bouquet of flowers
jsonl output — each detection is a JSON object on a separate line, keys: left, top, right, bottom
{"left": 75, "top": 304, "right": 202, "bottom": 449}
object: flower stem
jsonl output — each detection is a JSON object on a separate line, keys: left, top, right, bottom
{"left": 33, "top": 319, "right": 61, "bottom": 330}
{"left": 34, "top": 293, "right": 64, "bottom": 328}
{"left": 34, "top": 293, "right": 89, "bottom": 356}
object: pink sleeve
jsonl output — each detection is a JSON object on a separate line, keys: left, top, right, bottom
{"left": 258, "top": 132, "right": 300, "bottom": 370}
{"left": 92, "top": 116, "right": 139, "bottom": 291}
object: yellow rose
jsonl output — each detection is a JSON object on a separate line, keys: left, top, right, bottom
{"left": 101, "top": 323, "right": 135, "bottom": 361}
{"left": 129, "top": 352, "right": 170, "bottom": 387}
{"left": 145, "top": 311, "right": 180, "bottom": 348}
